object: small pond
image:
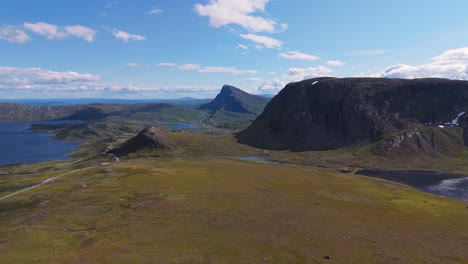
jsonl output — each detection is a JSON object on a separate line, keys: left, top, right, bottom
{"left": 162, "top": 123, "right": 198, "bottom": 131}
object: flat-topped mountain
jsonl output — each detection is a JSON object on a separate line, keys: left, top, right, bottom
{"left": 237, "top": 77, "right": 468, "bottom": 153}
{"left": 108, "top": 127, "right": 175, "bottom": 156}
{"left": 198, "top": 85, "right": 269, "bottom": 116}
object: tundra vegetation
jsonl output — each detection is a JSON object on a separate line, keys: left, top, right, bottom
{"left": 1, "top": 81, "right": 468, "bottom": 263}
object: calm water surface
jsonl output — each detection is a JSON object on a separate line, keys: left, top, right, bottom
{"left": 356, "top": 170, "right": 468, "bottom": 201}
{"left": 162, "top": 123, "right": 198, "bottom": 131}
{"left": 0, "top": 121, "right": 82, "bottom": 166}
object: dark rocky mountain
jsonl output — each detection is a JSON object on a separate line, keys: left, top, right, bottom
{"left": 198, "top": 85, "right": 269, "bottom": 116}
{"left": 108, "top": 127, "right": 175, "bottom": 156}
{"left": 237, "top": 77, "right": 468, "bottom": 153}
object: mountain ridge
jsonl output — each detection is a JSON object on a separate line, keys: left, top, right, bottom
{"left": 197, "top": 85, "right": 269, "bottom": 116}
{"left": 237, "top": 77, "right": 468, "bottom": 153}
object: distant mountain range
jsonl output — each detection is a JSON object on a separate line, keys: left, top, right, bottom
{"left": 237, "top": 77, "right": 468, "bottom": 156}
{"left": 0, "top": 97, "right": 211, "bottom": 107}
{"left": 0, "top": 102, "right": 201, "bottom": 122}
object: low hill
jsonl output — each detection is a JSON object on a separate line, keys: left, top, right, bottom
{"left": 0, "top": 102, "right": 203, "bottom": 122}
{"left": 108, "top": 127, "right": 175, "bottom": 156}
{"left": 198, "top": 85, "right": 269, "bottom": 116}
{"left": 237, "top": 77, "right": 468, "bottom": 155}
{"left": 0, "top": 103, "right": 88, "bottom": 121}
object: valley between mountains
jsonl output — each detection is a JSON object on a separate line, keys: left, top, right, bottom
{"left": 1, "top": 78, "right": 468, "bottom": 264}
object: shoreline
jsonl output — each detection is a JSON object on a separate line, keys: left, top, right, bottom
{"left": 356, "top": 169, "right": 468, "bottom": 201}
{"left": 0, "top": 121, "right": 84, "bottom": 168}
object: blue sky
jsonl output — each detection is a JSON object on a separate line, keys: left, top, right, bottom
{"left": 1, "top": 0, "right": 468, "bottom": 99}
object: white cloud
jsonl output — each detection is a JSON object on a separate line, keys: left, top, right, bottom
{"left": 178, "top": 64, "right": 201, "bottom": 70}
{"left": 376, "top": 47, "right": 468, "bottom": 80}
{"left": 257, "top": 79, "right": 285, "bottom": 93}
{"left": 0, "top": 25, "right": 30, "bottom": 44}
{"left": 237, "top": 44, "right": 248, "bottom": 49}
{"left": 64, "top": 25, "right": 96, "bottom": 42}
{"left": 0, "top": 66, "right": 100, "bottom": 85}
{"left": 24, "top": 22, "right": 68, "bottom": 40}
{"left": 147, "top": 8, "right": 163, "bottom": 15}
{"left": 285, "top": 66, "right": 333, "bottom": 82}
{"left": 24, "top": 22, "right": 96, "bottom": 42}
{"left": 240, "top": 33, "right": 282, "bottom": 49}
{"left": 327, "top": 60, "right": 345, "bottom": 67}
{"left": 112, "top": 29, "right": 145, "bottom": 42}
{"left": 199, "top": 66, "right": 257, "bottom": 74}
{"left": 349, "top": 49, "right": 389, "bottom": 56}
{"left": 157, "top": 62, "right": 177, "bottom": 67}
{"left": 195, "top": 0, "right": 285, "bottom": 33}
{"left": 432, "top": 47, "right": 468, "bottom": 63}
{"left": 279, "top": 51, "right": 320, "bottom": 61}
{"left": 0, "top": 65, "right": 227, "bottom": 98}
{"left": 248, "top": 66, "right": 333, "bottom": 95}
{"left": 126, "top": 62, "right": 142, "bottom": 68}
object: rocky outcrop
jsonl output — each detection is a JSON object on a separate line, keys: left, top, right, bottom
{"left": 237, "top": 77, "right": 468, "bottom": 151}
{"left": 198, "top": 85, "right": 269, "bottom": 115}
{"left": 373, "top": 126, "right": 465, "bottom": 156}
{"left": 108, "top": 127, "right": 175, "bottom": 156}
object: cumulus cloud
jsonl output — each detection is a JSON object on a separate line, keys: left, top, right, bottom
{"left": 0, "top": 65, "right": 227, "bottom": 98}
{"left": 327, "top": 60, "right": 345, "bottom": 67}
{"left": 285, "top": 66, "right": 333, "bottom": 82}
{"left": 64, "top": 25, "right": 96, "bottom": 42}
{"left": 279, "top": 51, "right": 320, "bottom": 61}
{"left": 257, "top": 79, "right": 286, "bottom": 93}
{"left": 24, "top": 22, "right": 68, "bottom": 40}
{"left": 24, "top": 22, "right": 96, "bottom": 42}
{"left": 240, "top": 33, "right": 282, "bottom": 49}
{"left": 147, "top": 8, "right": 163, "bottom": 15}
{"left": 433, "top": 47, "right": 468, "bottom": 63}
{"left": 247, "top": 66, "right": 333, "bottom": 95}
{"left": 112, "top": 29, "right": 145, "bottom": 42}
{"left": 178, "top": 64, "right": 202, "bottom": 70}
{"left": 376, "top": 47, "right": 468, "bottom": 80}
{"left": 199, "top": 66, "right": 257, "bottom": 74}
{"left": 0, "top": 66, "right": 100, "bottom": 86}
{"left": 0, "top": 25, "right": 31, "bottom": 44}
{"left": 195, "top": 0, "right": 285, "bottom": 33}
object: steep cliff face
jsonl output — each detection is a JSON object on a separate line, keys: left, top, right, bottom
{"left": 237, "top": 78, "right": 468, "bottom": 152}
{"left": 198, "top": 85, "right": 269, "bottom": 115}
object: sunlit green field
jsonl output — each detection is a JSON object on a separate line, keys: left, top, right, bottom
{"left": 1, "top": 158, "right": 467, "bottom": 263}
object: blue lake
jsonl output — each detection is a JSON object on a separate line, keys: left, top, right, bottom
{"left": 162, "top": 123, "right": 198, "bottom": 131}
{"left": 356, "top": 170, "right": 468, "bottom": 201}
{"left": 0, "top": 121, "right": 82, "bottom": 166}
